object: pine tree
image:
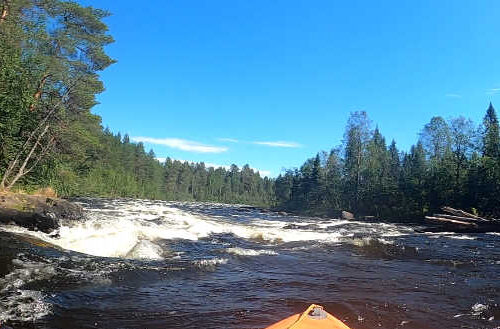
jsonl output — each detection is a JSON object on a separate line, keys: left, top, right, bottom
{"left": 386, "top": 140, "right": 402, "bottom": 216}
{"left": 482, "top": 103, "right": 500, "bottom": 159}
{"left": 324, "top": 149, "right": 343, "bottom": 211}
{"left": 364, "top": 127, "right": 389, "bottom": 216}
{"left": 309, "top": 154, "right": 324, "bottom": 210}
{"left": 476, "top": 103, "right": 500, "bottom": 215}
{"left": 401, "top": 142, "right": 427, "bottom": 218}
{"left": 0, "top": 0, "right": 115, "bottom": 190}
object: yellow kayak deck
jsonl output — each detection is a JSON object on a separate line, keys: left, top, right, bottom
{"left": 264, "top": 304, "right": 352, "bottom": 329}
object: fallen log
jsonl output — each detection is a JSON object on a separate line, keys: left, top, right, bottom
{"left": 425, "top": 216, "right": 478, "bottom": 227}
{"left": 441, "top": 207, "right": 488, "bottom": 221}
{"left": 433, "top": 213, "right": 488, "bottom": 223}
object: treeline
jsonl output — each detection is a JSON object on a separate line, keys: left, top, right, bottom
{"left": 25, "top": 111, "right": 274, "bottom": 205}
{"left": 275, "top": 105, "right": 500, "bottom": 220}
{"left": 47, "top": 116, "right": 274, "bottom": 205}
{"left": 0, "top": 0, "right": 275, "bottom": 206}
{"left": 163, "top": 159, "right": 274, "bottom": 205}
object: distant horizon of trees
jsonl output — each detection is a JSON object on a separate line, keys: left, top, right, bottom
{"left": 8, "top": 117, "right": 276, "bottom": 206}
{"left": 275, "top": 103, "right": 500, "bottom": 220}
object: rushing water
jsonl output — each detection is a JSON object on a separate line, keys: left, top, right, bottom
{"left": 0, "top": 198, "right": 498, "bottom": 329}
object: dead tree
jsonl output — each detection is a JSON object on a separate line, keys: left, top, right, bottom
{"left": 0, "top": 87, "right": 72, "bottom": 191}
{"left": 425, "top": 206, "right": 499, "bottom": 233}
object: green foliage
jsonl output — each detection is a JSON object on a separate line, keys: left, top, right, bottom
{"left": 0, "top": 0, "right": 116, "bottom": 190}
{"left": 483, "top": 103, "right": 500, "bottom": 159}
{"left": 277, "top": 106, "right": 500, "bottom": 220}
{"left": 0, "top": 37, "right": 34, "bottom": 169}
{"left": 343, "top": 111, "right": 372, "bottom": 213}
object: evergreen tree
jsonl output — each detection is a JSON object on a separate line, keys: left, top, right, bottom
{"left": 401, "top": 142, "right": 427, "bottom": 218}
{"left": 363, "top": 127, "right": 389, "bottom": 216}
{"left": 309, "top": 154, "right": 324, "bottom": 210}
{"left": 482, "top": 102, "right": 500, "bottom": 159}
{"left": 324, "top": 149, "right": 343, "bottom": 211}
{"left": 385, "top": 140, "right": 402, "bottom": 216}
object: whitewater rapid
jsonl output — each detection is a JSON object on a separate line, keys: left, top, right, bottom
{"left": 0, "top": 198, "right": 411, "bottom": 260}
{"left": 1, "top": 198, "right": 498, "bottom": 329}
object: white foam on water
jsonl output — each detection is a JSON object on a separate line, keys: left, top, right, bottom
{"left": 0, "top": 289, "right": 52, "bottom": 322}
{"left": 348, "top": 237, "right": 394, "bottom": 247}
{"left": 471, "top": 303, "right": 489, "bottom": 315}
{"left": 445, "top": 235, "right": 477, "bottom": 240}
{"left": 0, "top": 258, "right": 56, "bottom": 292}
{"left": 0, "top": 199, "right": 412, "bottom": 260}
{"left": 226, "top": 247, "right": 278, "bottom": 256}
{"left": 0, "top": 258, "right": 55, "bottom": 322}
{"left": 424, "top": 232, "right": 480, "bottom": 240}
{"left": 125, "top": 240, "right": 164, "bottom": 260}
{"left": 192, "top": 258, "right": 228, "bottom": 267}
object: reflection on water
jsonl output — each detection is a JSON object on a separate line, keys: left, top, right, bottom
{"left": 0, "top": 198, "right": 499, "bottom": 329}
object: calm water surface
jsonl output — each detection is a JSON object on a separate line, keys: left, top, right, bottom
{"left": 0, "top": 198, "right": 498, "bottom": 329}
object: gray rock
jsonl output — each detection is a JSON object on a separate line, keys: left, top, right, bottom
{"left": 341, "top": 210, "right": 354, "bottom": 220}
{"left": 0, "top": 193, "right": 83, "bottom": 233}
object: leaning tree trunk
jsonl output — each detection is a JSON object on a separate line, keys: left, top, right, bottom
{"left": 0, "top": 124, "right": 55, "bottom": 190}
{"left": 0, "top": 77, "right": 81, "bottom": 191}
{"left": 0, "top": 102, "right": 61, "bottom": 190}
{"left": 5, "top": 125, "right": 54, "bottom": 190}
{"left": 0, "top": 110, "right": 54, "bottom": 190}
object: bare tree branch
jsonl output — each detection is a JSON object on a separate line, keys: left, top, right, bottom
{"left": 5, "top": 125, "right": 49, "bottom": 189}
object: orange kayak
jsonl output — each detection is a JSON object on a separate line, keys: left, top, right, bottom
{"left": 264, "top": 304, "right": 352, "bottom": 329}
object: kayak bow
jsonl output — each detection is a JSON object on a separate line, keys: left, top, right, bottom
{"left": 264, "top": 304, "right": 352, "bottom": 329}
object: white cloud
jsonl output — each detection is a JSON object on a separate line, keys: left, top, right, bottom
{"left": 445, "top": 93, "right": 462, "bottom": 98}
{"left": 204, "top": 162, "right": 231, "bottom": 170}
{"left": 218, "top": 138, "right": 239, "bottom": 143}
{"left": 132, "top": 137, "right": 228, "bottom": 153}
{"left": 155, "top": 158, "right": 271, "bottom": 177}
{"left": 252, "top": 141, "right": 302, "bottom": 148}
{"left": 486, "top": 88, "right": 500, "bottom": 95}
{"left": 256, "top": 170, "right": 271, "bottom": 177}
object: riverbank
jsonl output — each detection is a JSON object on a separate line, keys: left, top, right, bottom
{"left": 272, "top": 205, "right": 500, "bottom": 233}
{"left": 0, "top": 191, "right": 83, "bottom": 233}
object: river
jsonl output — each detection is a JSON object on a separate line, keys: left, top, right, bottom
{"left": 0, "top": 198, "right": 498, "bottom": 329}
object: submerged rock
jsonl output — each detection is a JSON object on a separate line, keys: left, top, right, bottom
{"left": 0, "top": 192, "right": 83, "bottom": 233}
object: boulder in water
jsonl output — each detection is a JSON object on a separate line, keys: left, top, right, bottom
{"left": 341, "top": 211, "right": 354, "bottom": 220}
{"left": 0, "top": 192, "right": 83, "bottom": 233}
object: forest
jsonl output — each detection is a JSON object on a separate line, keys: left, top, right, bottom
{"left": 276, "top": 107, "right": 500, "bottom": 220}
{"left": 1, "top": 1, "right": 499, "bottom": 219}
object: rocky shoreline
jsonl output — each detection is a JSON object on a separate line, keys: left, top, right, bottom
{"left": 0, "top": 192, "right": 83, "bottom": 233}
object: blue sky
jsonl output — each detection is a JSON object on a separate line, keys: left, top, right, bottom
{"left": 84, "top": 0, "right": 500, "bottom": 177}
